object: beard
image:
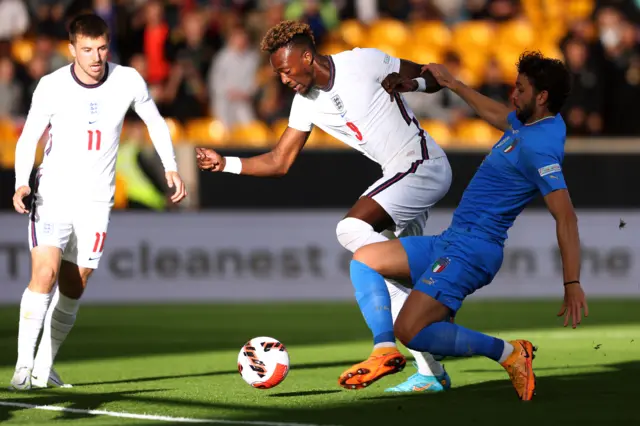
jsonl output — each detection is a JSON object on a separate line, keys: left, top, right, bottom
{"left": 516, "top": 102, "right": 535, "bottom": 123}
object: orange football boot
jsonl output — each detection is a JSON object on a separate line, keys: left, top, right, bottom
{"left": 500, "top": 339, "right": 537, "bottom": 401}
{"left": 338, "top": 347, "right": 406, "bottom": 390}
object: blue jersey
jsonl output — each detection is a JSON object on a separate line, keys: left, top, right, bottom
{"left": 450, "top": 112, "right": 568, "bottom": 245}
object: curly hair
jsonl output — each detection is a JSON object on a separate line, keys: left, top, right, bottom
{"left": 517, "top": 51, "right": 571, "bottom": 114}
{"left": 260, "top": 20, "right": 316, "bottom": 54}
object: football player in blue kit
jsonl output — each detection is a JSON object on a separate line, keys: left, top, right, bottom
{"left": 341, "top": 51, "right": 588, "bottom": 401}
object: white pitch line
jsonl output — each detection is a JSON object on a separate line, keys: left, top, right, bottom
{"left": 0, "top": 401, "right": 339, "bottom": 426}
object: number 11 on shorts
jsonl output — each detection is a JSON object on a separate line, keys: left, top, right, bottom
{"left": 93, "top": 232, "right": 106, "bottom": 253}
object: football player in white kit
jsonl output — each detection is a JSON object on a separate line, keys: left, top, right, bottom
{"left": 9, "top": 13, "right": 187, "bottom": 390}
{"left": 196, "top": 21, "right": 452, "bottom": 392}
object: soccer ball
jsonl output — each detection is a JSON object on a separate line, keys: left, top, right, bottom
{"left": 237, "top": 336, "right": 290, "bottom": 389}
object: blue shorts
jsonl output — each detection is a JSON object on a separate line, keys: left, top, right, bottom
{"left": 400, "top": 229, "right": 504, "bottom": 314}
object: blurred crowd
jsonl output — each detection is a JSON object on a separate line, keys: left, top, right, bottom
{"left": 0, "top": 0, "right": 639, "bottom": 138}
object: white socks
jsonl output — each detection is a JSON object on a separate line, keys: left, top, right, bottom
{"left": 498, "top": 341, "right": 515, "bottom": 364}
{"left": 33, "top": 288, "right": 80, "bottom": 378}
{"left": 388, "top": 282, "right": 445, "bottom": 377}
{"left": 16, "top": 288, "right": 53, "bottom": 370}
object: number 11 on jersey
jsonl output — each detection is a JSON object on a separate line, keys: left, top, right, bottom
{"left": 88, "top": 130, "right": 102, "bottom": 150}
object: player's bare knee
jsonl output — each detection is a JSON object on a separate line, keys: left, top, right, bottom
{"left": 30, "top": 265, "right": 58, "bottom": 292}
{"left": 58, "top": 261, "right": 92, "bottom": 299}
{"left": 393, "top": 320, "right": 415, "bottom": 347}
{"left": 353, "top": 245, "right": 381, "bottom": 270}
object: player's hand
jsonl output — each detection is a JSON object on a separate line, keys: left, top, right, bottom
{"left": 195, "top": 147, "right": 225, "bottom": 172}
{"left": 381, "top": 72, "right": 418, "bottom": 100}
{"left": 13, "top": 186, "right": 31, "bottom": 214}
{"left": 422, "top": 63, "right": 458, "bottom": 90}
{"left": 165, "top": 171, "right": 187, "bottom": 204}
{"left": 557, "top": 282, "right": 589, "bottom": 329}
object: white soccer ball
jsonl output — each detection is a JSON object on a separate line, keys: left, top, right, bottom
{"left": 237, "top": 336, "right": 290, "bottom": 389}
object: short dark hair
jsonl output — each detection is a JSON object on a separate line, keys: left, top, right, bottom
{"left": 517, "top": 51, "right": 571, "bottom": 114}
{"left": 68, "top": 13, "right": 110, "bottom": 44}
{"left": 260, "top": 20, "right": 316, "bottom": 54}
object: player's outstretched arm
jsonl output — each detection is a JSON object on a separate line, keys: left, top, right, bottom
{"left": 544, "top": 189, "right": 588, "bottom": 328}
{"left": 423, "top": 64, "right": 512, "bottom": 131}
{"left": 14, "top": 78, "right": 53, "bottom": 213}
{"left": 131, "top": 70, "right": 187, "bottom": 203}
{"left": 196, "top": 127, "right": 310, "bottom": 177}
{"left": 381, "top": 60, "right": 442, "bottom": 96}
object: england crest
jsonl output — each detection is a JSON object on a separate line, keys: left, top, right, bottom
{"left": 331, "top": 94, "right": 344, "bottom": 113}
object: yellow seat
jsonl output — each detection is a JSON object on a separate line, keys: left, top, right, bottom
{"left": 11, "top": 39, "right": 34, "bottom": 65}
{"left": 164, "top": 117, "right": 184, "bottom": 142}
{"left": 454, "top": 119, "right": 503, "bottom": 147}
{"left": 185, "top": 118, "right": 227, "bottom": 146}
{"left": 229, "top": 121, "right": 274, "bottom": 148}
{"left": 493, "top": 19, "right": 536, "bottom": 52}
{"left": 410, "top": 21, "right": 452, "bottom": 53}
{"left": 451, "top": 21, "right": 495, "bottom": 53}
{"left": 566, "top": 0, "right": 595, "bottom": 21}
{"left": 398, "top": 45, "right": 442, "bottom": 66}
{"left": 338, "top": 20, "right": 367, "bottom": 47}
{"left": 368, "top": 19, "right": 410, "bottom": 47}
{"left": 306, "top": 127, "right": 345, "bottom": 149}
{"left": 113, "top": 174, "right": 128, "bottom": 209}
{"left": 419, "top": 120, "right": 452, "bottom": 146}
{"left": 455, "top": 47, "right": 489, "bottom": 79}
{"left": 57, "top": 40, "right": 73, "bottom": 62}
{"left": 494, "top": 48, "right": 523, "bottom": 84}
{"left": 319, "top": 41, "right": 350, "bottom": 56}
{"left": 270, "top": 118, "right": 289, "bottom": 138}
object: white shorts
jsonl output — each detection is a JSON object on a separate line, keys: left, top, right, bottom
{"left": 28, "top": 195, "right": 112, "bottom": 270}
{"left": 364, "top": 156, "right": 452, "bottom": 235}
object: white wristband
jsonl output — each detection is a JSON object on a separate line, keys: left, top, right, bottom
{"left": 413, "top": 77, "right": 427, "bottom": 92}
{"left": 223, "top": 156, "right": 242, "bottom": 174}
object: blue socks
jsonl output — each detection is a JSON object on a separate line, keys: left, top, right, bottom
{"left": 350, "top": 260, "right": 395, "bottom": 345}
{"left": 407, "top": 321, "right": 505, "bottom": 361}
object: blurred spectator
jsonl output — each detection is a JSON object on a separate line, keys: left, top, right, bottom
{"left": 140, "top": 0, "right": 171, "bottom": 85}
{"left": 478, "top": 58, "right": 513, "bottom": 106}
{"left": 163, "top": 11, "right": 214, "bottom": 122}
{"left": 208, "top": 25, "right": 259, "bottom": 128}
{"left": 33, "top": 1, "right": 69, "bottom": 39}
{"left": 254, "top": 56, "right": 294, "bottom": 125}
{"left": 593, "top": 7, "right": 640, "bottom": 135}
{"left": 285, "top": 0, "right": 339, "bottom": 45}
{"left": 561, "top": 37, "right": 604, "bottom": 136}
{"left": 34, "top": 34, "right": 69, "bottom": 73}
{"left": 0, "top": 57, "right": 22, "bottom": 118}
{"left": 19, "top": 55, "right": 48, "bottom": 115}
{"left": 0, "top": 0, "right": 30, "bottom": 42}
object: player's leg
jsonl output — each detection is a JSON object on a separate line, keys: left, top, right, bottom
{"left": 11, "top": 200, "right": 72, "bottom": 390}
{"left": 32, "top": 203, "right": 110, "bottom": 388}
{"left": 32, "top": 260, "right": 92, "bottom": 388}
{"left": 394, "top": 237, "right": 537, "bottom": 401}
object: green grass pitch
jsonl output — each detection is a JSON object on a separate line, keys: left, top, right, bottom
{"left": 0, "top": 299, "right": 639, "bottom": 425}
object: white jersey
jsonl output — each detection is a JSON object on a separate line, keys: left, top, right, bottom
{"left": 288, "top": 48, "right": 446, "bottom": 171}
{"left": 14, "top": 62, "right": 178, "bottom": 204}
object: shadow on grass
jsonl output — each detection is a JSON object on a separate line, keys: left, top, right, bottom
{"left": 0, "top": 361, "right": 637, "bottom": 426}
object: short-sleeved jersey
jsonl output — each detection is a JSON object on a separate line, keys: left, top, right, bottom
{"left": 450, "top": 112, "right": 568, "bottom": 244}
{"left": 14, "top": 62, "right": 177, "bottom": 204}
{"left": 288, "top": 48, "right": 445, "bottom": 170}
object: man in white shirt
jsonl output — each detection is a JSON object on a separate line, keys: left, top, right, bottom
{"left": 196, "top": 20, "right": 452, "bottom": 393}
{"left": 10, "top": 13, "right": 187, "bottom": 390}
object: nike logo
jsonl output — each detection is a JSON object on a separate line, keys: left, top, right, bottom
{"left": 412, "top": 383, "right": 435, "bottom": 391}
{"left": 89, "top": 257, "right": 100, "bottom": 261}
{"left": 89, "top": 120, "right": 96, "bottom": 124}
